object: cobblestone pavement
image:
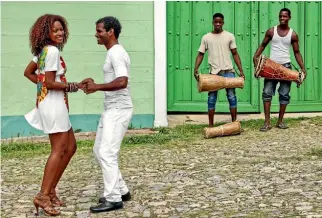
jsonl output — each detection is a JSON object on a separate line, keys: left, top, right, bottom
{"left": 1, "top": 120, "right": 322, "bottom": 218}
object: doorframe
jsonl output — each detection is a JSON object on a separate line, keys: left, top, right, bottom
{"left": 154, "top": 1, "right": 168, "bottom": 127}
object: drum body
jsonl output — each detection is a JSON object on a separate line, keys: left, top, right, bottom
{"left": 198, "top": 74, "right": 244, "bottom": 92}
{"left": 204, "top": 121, "right": 241, "bottom": 139}
{"left": 254, "top": 55, "right": 304, "bottom": 84}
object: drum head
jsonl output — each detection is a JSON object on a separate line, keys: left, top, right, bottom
{"left": 254, "top": 55, "right": 265, "bottom": 78}
{"left": 299, "top": 69, "right": 305, "bottom": 83}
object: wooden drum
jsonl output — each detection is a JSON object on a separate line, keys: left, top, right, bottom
{"left": 198, "top": 74, "right": 244, "bottom": 92}
{"left": 204, "top": 121, "right": 242, "bottom": 139}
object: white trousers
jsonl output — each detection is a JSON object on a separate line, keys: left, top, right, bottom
{"left": 93, "top": 107, "right": 133, "bottom": 202}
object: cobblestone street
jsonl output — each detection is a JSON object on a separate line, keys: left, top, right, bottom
{"left": 2, "top": 119, "right": 322, "bottom": 217}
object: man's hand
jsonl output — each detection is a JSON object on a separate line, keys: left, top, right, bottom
{"left": 83, "top": 81, "right": 98, "bottom": 94}
{"left": 302, "top": 69, "right": 307, "bottom": 80}
{"left": 81, "top": 78, "right": 94, "bottom": 85}
{"left": 80, "top": 78, "right": 95, "bottom": 93}
{"left": 301, "top": 69, "right": 307, "bottom": 83}
{"left": 239, "top": 71, "right": 245, "bottom": 79}
{"left": 77, "top": 82, "right": 85, "bottom": 90}
{"left": 194, "top": 69, "right": 199, "bottom": 81}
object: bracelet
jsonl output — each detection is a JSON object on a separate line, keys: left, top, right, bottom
{"left": 68, "top": 82, "right": 79, "bottom": 92}
{"left": 64, "top": 82, "right": 78, "bottom": 92}
{"left": 64, "top": 82, "right": 69, "bottom": 92}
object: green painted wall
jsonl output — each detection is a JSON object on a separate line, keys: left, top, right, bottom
{"left": 167, "top": 1, "right": 322, "bottom": 113}
{"left": 1, "top": 2, "right": 155, "bottom": 138}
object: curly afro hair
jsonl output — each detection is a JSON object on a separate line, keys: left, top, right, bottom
{"left": 29, "top": 14, "right": 69, "bottom": 56}
{"left": 96, "top": 16, "right": 122, "bottom": 39}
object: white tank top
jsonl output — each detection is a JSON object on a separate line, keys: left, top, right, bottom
{"left": 270, "top": 26, "right": 293, "bottom": 64}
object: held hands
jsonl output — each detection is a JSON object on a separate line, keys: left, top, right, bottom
{"left": 81, "top": 78, "right": 94, "bottom": 84}
{"left": 80, "top": 78, "right": 97, "bottom": 94}
{"left": 65, "top": 81, "right": 87, "bottom": 93}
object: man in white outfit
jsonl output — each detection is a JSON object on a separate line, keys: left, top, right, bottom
{"left": 82, "top": 16, "right": 133, "bottom": 213}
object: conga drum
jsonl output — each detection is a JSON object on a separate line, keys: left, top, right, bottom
{"left": 204, "top": 121, "right": 242, "bottom": 139}
{"left": 197, "top": 74, "right": 244, "bottom": 92}
{"left": 254, "top": 55, "right": 305, "bottom": 87}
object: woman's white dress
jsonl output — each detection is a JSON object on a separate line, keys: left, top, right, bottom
{"left": 25, "top": 45, "right": 71, "bottom": 134}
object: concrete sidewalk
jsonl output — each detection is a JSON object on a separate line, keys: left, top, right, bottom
{"left": 167, "top": 112, "right": 322, "bottom": 127}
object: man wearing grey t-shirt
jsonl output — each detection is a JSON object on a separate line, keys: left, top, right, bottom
{"left": 194, "top": 13, "right": 245, "bottom": 128}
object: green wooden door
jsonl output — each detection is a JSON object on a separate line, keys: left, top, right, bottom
{"left": 167, "top": 1, "right": 322, "bottom": 113}
{"left": 258, "top": 1, "right": 322, "bottom": 112}
{"left": 167, "top": 1, "right": 260, "bottom": 113}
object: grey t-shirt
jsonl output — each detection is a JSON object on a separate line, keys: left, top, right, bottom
{"left": 198, "top": 31, "right": 237, "bottom": 74}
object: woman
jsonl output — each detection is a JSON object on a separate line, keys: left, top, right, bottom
{"left": 24, "top": 14, "right": 82, "bottom": 216}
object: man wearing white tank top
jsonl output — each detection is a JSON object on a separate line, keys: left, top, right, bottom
{"left": 253, "top": 8, "right": 306, "bottom": 131}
